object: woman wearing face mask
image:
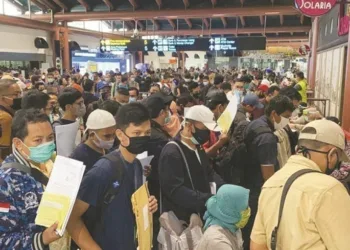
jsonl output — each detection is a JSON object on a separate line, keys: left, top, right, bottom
{"left": 196, "top": 184, "right": 250, "bottom": 250}
{"left": 70, "top": 109, "right": 116, "bottom": 175}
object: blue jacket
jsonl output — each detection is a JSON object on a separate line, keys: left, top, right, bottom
{"left": 0, "top": 152, "right": 47, "bottom": 250}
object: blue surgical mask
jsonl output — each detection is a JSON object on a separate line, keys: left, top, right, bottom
{"left": 164, "top": 111, "right": 171, "bottom": 124}
{"left": 129, "top": 97, "right": 137, "bottom": 103}
{"left": 23, "top": 141, "right": 56, "bottom": 163}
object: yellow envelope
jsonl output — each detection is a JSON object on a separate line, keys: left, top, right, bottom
{"left": 131, "top": 182, "right": 153, "bottom": 250}
{"left": 35, "top": 192, "right": 71, "bottom": 230}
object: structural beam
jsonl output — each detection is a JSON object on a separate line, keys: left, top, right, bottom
{"left": 120, "top": 26, "right": 311, "bottom": 36}
{"left": 102, "top": 0, "right": 114, "bottom": 10}
{"left": 38, "top": 0, "right": 57, "bottom": 10}
{"left": 128, "top": 0, "right": 138, "bottom": 9}
{"left": 221, "top": 17, "right": 227, "bottom": 28}
{"left": 151, "top": 19, "right": 159, "bottom": 30}
{"left": 211, "top": 0, "right": 217, "bottom": 7}
{"left": 31, "top": 0, "right": 47, "bottom": 10}
{"left": 203, "top": 18, "right": 209, "bottom": 29}
{"left": 77, "top": 0, "right": 90, "bottom": 11}
{"left": 240, "top": 0, "right": 244, "bottom": 6}
{"left": 52, "top": 0, "right": 68, "bottom": 11}
{"left": 185, "top": 18, "right": 192, "bottom": 29}
{"left": 183, "top": 0, "right": 189, "bottom": 8}
{"left": 267, "top": 42, "right": 306, "bottom": 48}
{"left": 155, "top": 0, "right": 162, "bottom": 9}
{"left": 133, "top": 20, "right": 144, "bottom": 30}
{"left": 300, "top": 14, "right": 304, "bottom": 24}
{"left": 260, "top": 15, "right": 264, "bottom": 25}
{"left": 280, "top": 14, "right": 284, "bottom": 25}
{"left": 0, "top": 14, "right": 54, "bottom": 31}
{"left": 168, "top": 19, "right": 176, "bottom": 29}
{"left": 240, "top": 16, "right": 245, "bottom": 26}
{"left": 29, "top": 5, "right": 300, "bottom": 22}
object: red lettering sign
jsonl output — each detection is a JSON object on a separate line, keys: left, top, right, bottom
{"left": 295, "top": 0, "right": 337, "bottom": 17}
{"left": 338, "top": 15, "right": 349, "bottom": 36}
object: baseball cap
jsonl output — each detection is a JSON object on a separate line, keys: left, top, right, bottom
{"left": 206, "top": 90, "right": 229, "bottom": 104}
{"left": 145, "top": 92, "right": 173, "bottom": 119}
{"left": 243, "top": 94, "right": 264, "bottom": 109}
{"left": 299, "top": 120, "right": 350, "bottom": 162}
{"left": 85, "top": 109, "right": 116, "bottom": 132}
{"left": 258, "top": 84, "right": 269, "bottom": 93}
{"left": 185, "top": 105, "right": 220, "bottom": 131}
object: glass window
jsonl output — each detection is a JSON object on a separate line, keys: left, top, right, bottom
{"left": 4, "top": 1, "right": 22, "bottom": 16}
{"left": 68, "top": 21, "right": 85, "bottom": 29}
{"left": 324, "top": 24, "right": 328, "bottom": 36}
{"left": 84, "top": 21, "right": 100, "bottom": 31}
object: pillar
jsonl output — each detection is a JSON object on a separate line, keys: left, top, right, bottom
{"left": 62, "top": 24, "right": 70, "bottom": 71}
{"left": 341, "top": 27, "right": 350, "bottom": 131}
{"left": 308, "top": 17, "right": 320, "bottom": 90}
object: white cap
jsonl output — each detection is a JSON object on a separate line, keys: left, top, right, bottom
{"left": 85, "top": 109, "right": 116, "bottom": 131}
{"left": 185, "top": 105, "right": 220, "bottom": 131}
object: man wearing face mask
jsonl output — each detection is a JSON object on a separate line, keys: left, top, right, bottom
{"left": 67, "top": 103, "right": 158, "bottom": 250}
{"left": 0, "top": 79, "right": 22, "bottom": 162}
{"left": 115, "top": 87, "right": 130, "bottom": 106}
{"left": 227, "top": 78, "right": 244, "bottom": 103}
{"left": 0, "top": 109, "right": 61, "bottom": 249}
{"left": 128, "top": 87, "right": 139, "bottom": 103}
{"left": 241, "top": 95, "right": 294, "bottom": 250}
{"left": 54, "top": 88, "right": 86, "bottom": 126}
{"left": 144, "top": 92, "right": 173, "bottom": 248}
{"left": 204, "top": 90, "right": 230, "bottom": 157}
{"left": 251, "top": 120, "right": 350, "bottom": 250}
{"left": 70, "top": 109, "right": 116, "bottom": 174}
{"left": 158, "top": 105, "right": 224, "bottom": 223}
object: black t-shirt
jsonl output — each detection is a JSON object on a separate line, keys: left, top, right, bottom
{"left": 70, "top": 143, "right": 103, "bottom": 174}
{"left": 243, "top": 115, "right": 278, "bottom": 193}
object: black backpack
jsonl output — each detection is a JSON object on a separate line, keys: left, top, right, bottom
{"left": 217, "top": 120, "right": 272, "bottom": 185}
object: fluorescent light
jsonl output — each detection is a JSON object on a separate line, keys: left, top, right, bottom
{"left": 118, "top": 28, "right": 128, "bottom": 32}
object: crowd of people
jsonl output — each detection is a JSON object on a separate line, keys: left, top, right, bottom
{"left": 0, "top": 65, "right": 349, "bottom": 250}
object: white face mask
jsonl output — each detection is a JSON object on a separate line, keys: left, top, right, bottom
{"left": 274, "top": 116, "right": 289, "bottom": 130}
{"left": 203, "top": 81, "right": 209, "bottom": 86}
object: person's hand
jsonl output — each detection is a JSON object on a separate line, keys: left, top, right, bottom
{"left": 42, "top": 222, "right": 61, "bottom": 245}
{"left": 148, "top": 196, "right": 158, "bottom": 214}
{"left": 218, "top": 133, "right": 229, "bottom": 146}
{"left": 143, "top": 165, "right": 152, "bottom": 177}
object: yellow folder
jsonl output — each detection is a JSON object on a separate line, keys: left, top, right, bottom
{"left": 131, "top": 182, "right": 153, "bottom": 250}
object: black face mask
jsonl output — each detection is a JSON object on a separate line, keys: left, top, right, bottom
{"left": 123, "top": 133, "right": 151, "bottom": 154}
{"left": 192, "top": 127, "right": 210, "bottom": 145}
{"left": 11, "top": 97, "right": 22, "bottom": 111}
{"left": 299, "top": 146, "right": 341, "bottom": 175}
{"left": 192, "top": 92, "right": 200, "bottom": 99}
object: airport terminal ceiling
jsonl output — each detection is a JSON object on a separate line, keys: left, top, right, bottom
{"left": 7, "top": 0, "right": 311, "bottom": 47}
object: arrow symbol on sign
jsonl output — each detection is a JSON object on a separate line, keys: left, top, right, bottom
{"left": 209, "top": 38, "right": 214, "bottom": 44}
{"left": 209, "top": 45, "right": 214, "bottom": 51}
{"left": 153, "top": 46, "right": 158, "bottom": 51}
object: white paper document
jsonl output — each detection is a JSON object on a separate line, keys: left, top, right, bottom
{"left": 137, "top": 152, "right": 154, "bottom": 184}
{"left": 35, "top": 156, "right": 86, "bottom": 236}
{"left": 55, "top": 121, "right": 80, "bottom": 157}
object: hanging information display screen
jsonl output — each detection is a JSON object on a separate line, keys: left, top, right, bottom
{"left": 100, "top": 37, "right": 266, "bottom": 52}
{"left": 100, "top": 39, "right": 144, "bottom": 52}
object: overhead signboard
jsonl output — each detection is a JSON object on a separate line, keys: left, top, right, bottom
{"left": 295, "top": 0, "right": 336, "bottom": 17}
{"left": 100, "top": 39, "right": 144, "bottom": 52}
{"left": 100, "top": 37, "right": 266, "bottom": 53}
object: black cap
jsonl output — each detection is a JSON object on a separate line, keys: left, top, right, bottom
{"left": 206, "top": 89, "right": 229, "bottom": 104}
{"left": 145, "top": 92, "right": 173, "bottom": 118}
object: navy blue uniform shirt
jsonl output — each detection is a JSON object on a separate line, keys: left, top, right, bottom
{"left": 78, "top": 150, "right": 143, "bottom": 250}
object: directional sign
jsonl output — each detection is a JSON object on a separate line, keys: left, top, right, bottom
{"left": 100, "top": 37, "right": 266, "bottom": 52}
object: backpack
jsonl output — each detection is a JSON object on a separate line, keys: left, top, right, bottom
{"left": 217, "top": 120, "right": 272, "bottom": 185}
{"left": 86, "top": 153, "right": 126, "bottom": 233}
{"left": 1, "top": 161, "right": 49, "bottom": 186}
